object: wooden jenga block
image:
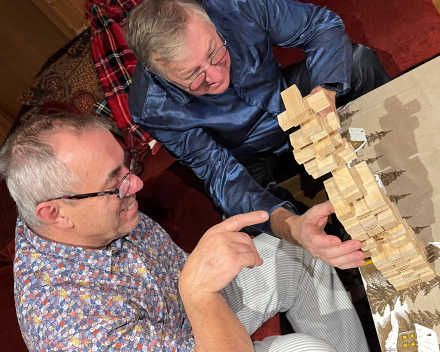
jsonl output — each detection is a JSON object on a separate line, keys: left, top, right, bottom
{"left": 403, "top": 274, "right": 420, "bottom": 284}
{"left": 310, "top": 128, "right": 329, "bottom": 143}
{"left": 322, "top": 112, "right": 341, "bottom": 133}
{"left": 366, "top": 225, "right": 386, "bottom": 237}
{"left": 387, "top": 223, "right": 407, "bottom": 239}
{"left": 420, "top": 270, "right": 436, "bottom": 282}
{"left": 390, "top": 233, "right": 409, "bottom": 248}
{"left": 372, "top": 251, "right": 391, "bottom": 267}
{"left": 350, "top": 229, "right": 369, "bottom": 241}
{"left": 364, "top": 186, "right": 387, "bottom": 211}
{"left": 293, "top": 144, "right": 316, "bottom": 165}
{"left": 376, "top": 208, "right": 399, "bottom": 229}
{"left": 301, "top": 114, "right": 324, "bottom": 137}
{"left": 335, "top": 139, "right": 357, "bottom": 164}
{"left": 350, "top": 161, "right": 377, "bottom": 192}
{"left": 306, "top": 89, "right": 330, "bottom": 113}
{"left": 353, "top": 198, "right": 370, "bottom": 216}
{"left": 314, "top": 153, "right": 338, "bottom": 177}
{"left": 289, "top": 129, "right": 313, "bottom": 149}
{"left": 409, "top": 254, "right": 425, "bottom": 268}
{"left": 383, "top": 243, "right": 403, "bottom": 262}
{"left": 324, "top": 177, "right": 356, "bottom": 221}
{"left": 315, "top": 135, "right": 337, "bottom": 157}
{"left": 330, "top": 130, "right": 343, "bottom": 146}
{"left": 358, "top": 211, "right": 379, "bottom": 229}
{"left": 392, "top": 258, "right": 411, "bottom": 270}
{"left": 399, "top": 242, "right": 420, "bottom": 259}
{"left": 413, "top": 263, "right": 432, "bottom": 275}
{"left": 342, "top": 217, "right": 364, "bottom": 234}
{"left": 277, "top": 111, "right": 293, "bottom": 131}
{"left": 304, "top": 158, "right": 319, "bottom": 175}
{"left": 280, "top": 85, "right": 307, "bottom": 126}
{"left": 332, "top": 165, "right": 363, "bottom": 203}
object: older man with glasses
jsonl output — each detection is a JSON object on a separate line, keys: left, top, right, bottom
{"left": 126, "top": 0, "right": 390, "bottom": 270}
{"left": 1, "top": 113, "right": 368, "bottom": 351}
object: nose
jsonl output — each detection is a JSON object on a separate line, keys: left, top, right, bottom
{"left": 127, "top": 173, "right": 144, "bottom": 196}
{"left": 204, "top": 64, "right": 223, "bottom": 83}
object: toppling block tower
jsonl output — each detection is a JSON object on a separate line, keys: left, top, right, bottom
{"left": 278, "top": 84, "right": 436, "bottom": 291}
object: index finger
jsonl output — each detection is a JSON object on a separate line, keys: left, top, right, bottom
{"left": 217, "top": 211, "right": 270, "bottom": 232}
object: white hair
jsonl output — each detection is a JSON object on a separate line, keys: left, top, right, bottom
{"left": 125, "top": 0, "right": 215, "bottom": 75}
{"left": 0, "top": 113, "right": 113, "bottom": 229}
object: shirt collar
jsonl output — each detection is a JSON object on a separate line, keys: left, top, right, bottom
{"left": 16, "top": 218, "right": 129, "bottom": 273}
{"left": 143, "top": 66, "right": 195, "bottom": 105}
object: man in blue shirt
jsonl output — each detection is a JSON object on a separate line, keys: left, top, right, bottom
{"left": 126, "top": 0, "right": 390, "bottom": 269}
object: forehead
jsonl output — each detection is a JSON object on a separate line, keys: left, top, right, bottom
{"left": 52, "top": 128, "right": 122, "bottom": 187}
{"left": 165, "top": 15, "right": 218, "bottom": 71}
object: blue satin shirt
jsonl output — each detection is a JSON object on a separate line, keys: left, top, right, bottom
{"left": 129, "top": 0, "right": 352, "bottom": 233}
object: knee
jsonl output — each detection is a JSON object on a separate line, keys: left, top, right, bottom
{"left": 253, "top": 333, "right": 338, "bottom": 352}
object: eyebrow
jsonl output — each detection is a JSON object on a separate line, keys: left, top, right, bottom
{"left": 101, "top": 150, "right": 127, "bottom": 190}
{"left": 179, "top": 37, "right": 216, "bottom": 79}
{"left": 102, "top": 166, "right": 122, "bottom": 190}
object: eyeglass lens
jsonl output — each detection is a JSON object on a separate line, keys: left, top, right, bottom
{"left": 118, "top": 175, "right": 131, "bottom": 199}
{"left": 189, "top": 45, "right": 228, "bottom": 91}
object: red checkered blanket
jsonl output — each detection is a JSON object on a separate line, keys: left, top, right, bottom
{"left": 85, "top": 0, "right": 161, "bottom": 155}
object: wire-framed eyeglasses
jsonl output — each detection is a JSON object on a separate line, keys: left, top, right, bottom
{"left": 185, "top": 31, "right": 228, "bottom": 91}
{"left": 46, "top": 172, "right": 132, "bottom": 202}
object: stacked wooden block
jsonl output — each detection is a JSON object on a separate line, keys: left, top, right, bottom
{"left": 279, "top": 84, "right": 436, "bottom": 291}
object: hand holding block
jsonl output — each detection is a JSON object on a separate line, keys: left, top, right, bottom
{"left": 281, "top": 85, "right": 307, "bottom": 126}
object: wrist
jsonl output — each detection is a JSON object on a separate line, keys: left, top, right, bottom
{"left": 270, "top": 206, "right": 301, "bottom": 244}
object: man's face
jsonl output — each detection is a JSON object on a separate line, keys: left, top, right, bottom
{"left": 53, "top": 128, "right": 144, "bottom": 248}
{"left": 158, "top": 15, "right": 231, "bottom": 96}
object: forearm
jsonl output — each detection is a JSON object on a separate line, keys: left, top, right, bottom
{"left": 181, "top": 291, "right": 253, "bottom": 352}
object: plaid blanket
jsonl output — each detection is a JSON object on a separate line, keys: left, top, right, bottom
{"left": 85, "top": 0, "right": 161, "bottom": 155}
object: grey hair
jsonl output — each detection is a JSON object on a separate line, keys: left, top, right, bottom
{"left": 125, "top": 0, "right": 214, "bottom": 75}
{"left": 0, "top": 113, "right": 113, "bottom": 229}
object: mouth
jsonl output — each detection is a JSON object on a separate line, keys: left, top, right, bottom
{"left": 122, "top": 198, "right": 136, "bottom": 211}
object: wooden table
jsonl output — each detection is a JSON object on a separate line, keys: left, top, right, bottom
{"left": 338, "top": 56, "right": 440, "bottom": 352}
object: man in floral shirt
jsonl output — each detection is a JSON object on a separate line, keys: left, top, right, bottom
{"left": 0, "top": 114, "right": 368, "bottom": 351}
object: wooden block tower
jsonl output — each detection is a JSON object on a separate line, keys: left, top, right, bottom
{"left": 279, "top": 84, "right": 436, "bottom": 291}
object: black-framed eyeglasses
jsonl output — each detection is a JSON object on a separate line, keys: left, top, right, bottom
{"left": 46, "top": 172, "right": 132, "bottom": 202}
{"left": 180, "top": 31, "right": 228, "bottom": 92}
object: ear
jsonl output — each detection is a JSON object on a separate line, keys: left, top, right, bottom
{"left": 35, "top": 201, "right": 74, "bottom": 230}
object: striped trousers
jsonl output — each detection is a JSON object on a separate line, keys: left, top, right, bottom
{"left": 221, "top": 234, "right": 369, "bottom": 352}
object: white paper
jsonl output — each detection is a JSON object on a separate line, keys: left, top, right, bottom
{"left": 415, "top": 323, "right": 440, "bottom": 352}
{"left": 348, "top": 127, "right": 367, "bottom": 142}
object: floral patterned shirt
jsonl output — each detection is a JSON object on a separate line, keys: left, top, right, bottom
{"left": 14, "top": 212, "right": 196, "bottom": 351}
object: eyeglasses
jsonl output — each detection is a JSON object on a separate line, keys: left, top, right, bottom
{"left": 184, "top": 31, "right": 228, "bottom": 92}
{"left": 46, "top": 172, "right": 132, "bottom": 202}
